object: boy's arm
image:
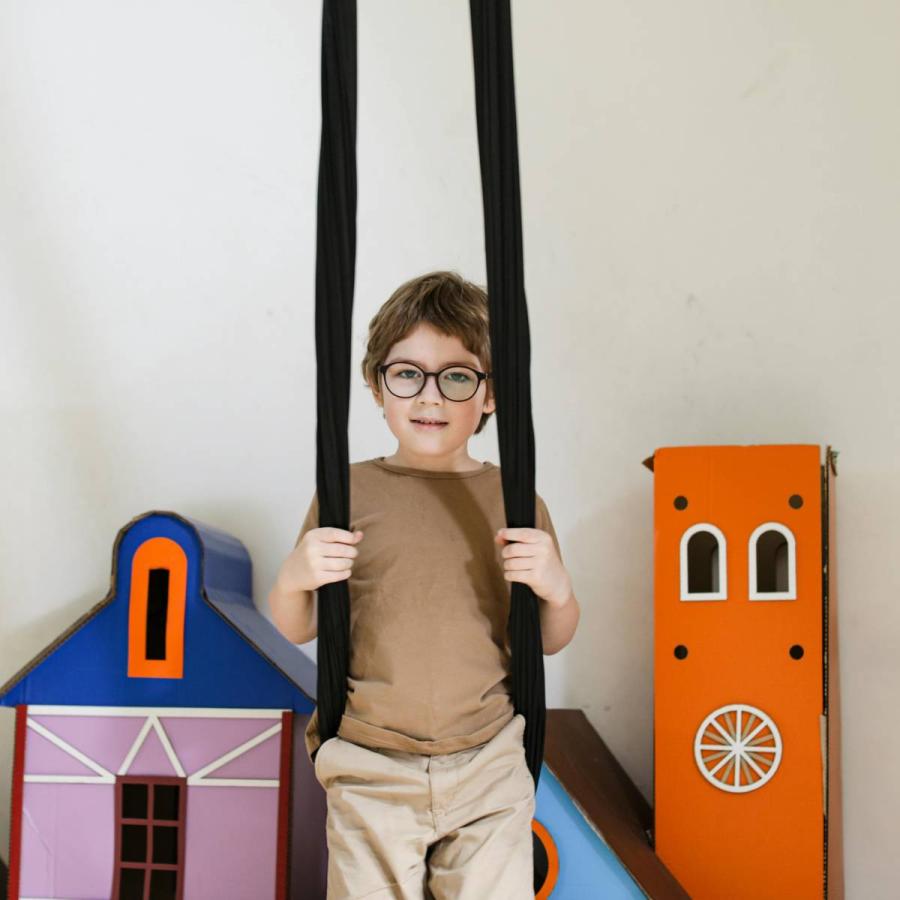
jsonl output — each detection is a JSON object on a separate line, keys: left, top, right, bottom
{"left": 538, "top": 586, "right": 580, "bottom": 656}
{"left": 536, "top": 492, "right": 579, "bottom": 654}
{"left": 269, "top": 582, "right": 318, "bottom": 645}
{"left": 497, "top": 493, "right": 580, "bottom": 655}
{"left": 269, "top": 494, "right": 320, "bottom": 645}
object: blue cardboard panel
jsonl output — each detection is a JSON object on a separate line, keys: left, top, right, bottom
{"left": 535, "top": 767, "right": 648, "bottom": 898}
{"left": 0, "top": 512, "right": 316, "bottom": 711}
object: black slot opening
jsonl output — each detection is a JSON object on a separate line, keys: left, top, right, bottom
{"left": 146, "top": 568, "right": 170, "bottom": 660}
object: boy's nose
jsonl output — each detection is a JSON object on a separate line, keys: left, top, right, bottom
{"left": 419, "top": 373, "right": 445, "bottom": 400}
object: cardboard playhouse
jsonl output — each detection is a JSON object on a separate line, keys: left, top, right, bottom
{"left": 646, "top": 444, "right": 843, "bottom": 899}
{"left": 0, "top": 513, "right": 327, "bottom": 900}
{"left": 0, "top": 443, "right": 842, "bottom": 898}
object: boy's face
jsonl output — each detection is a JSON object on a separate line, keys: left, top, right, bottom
{"left": 371, "top": 323, "right": 495, "bottom": 465}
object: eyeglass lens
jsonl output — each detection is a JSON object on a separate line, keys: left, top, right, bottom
{"left": 383, "top": 363, "right": 480, "bottom": 401}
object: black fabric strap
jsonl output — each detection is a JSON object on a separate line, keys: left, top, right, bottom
{"left": 312, "top": 0, "right": 356, "bottom": 753}
{"left": 312, "top": 0, "right": 546, "bottom": 789}
{"left": 470, "top": 0, "right": 545, "bottom": 787}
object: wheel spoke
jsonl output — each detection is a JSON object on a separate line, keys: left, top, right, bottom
{"left": 719, "top": 755, "right": 736, "bottom": 784}
{"left": 711, "top": 718, "right": 733, "bottom": 744}
{"left": 724, "top": 712, "right": 737, "bottom": 741}
{"left": 743, "top": 719, "right": 766, "bottom": 744}
{"left": 709, "top": 750, "right": 736, "bottom": 777}
{"left": 702, "top": 749, "right": 731, "bottom": 764}
{"left": 743, "top": 753, "right": 767, "bottom": 780}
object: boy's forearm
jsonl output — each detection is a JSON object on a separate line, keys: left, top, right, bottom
{"left": 538, "top": 589, "right": 580, "bottom": 655}
{"left": 269, "top": 582, "right": 318, "bottom": 645}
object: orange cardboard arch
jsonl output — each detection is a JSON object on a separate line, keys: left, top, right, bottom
{"left": 127, "top": 537, "right": 187, "bottom": 679}
{"left": 533, "top": 816, "right": 560, "bottom": 899}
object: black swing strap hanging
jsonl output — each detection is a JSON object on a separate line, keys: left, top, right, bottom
{"left": 312, "top": 0, "right": 547, "bottom": 788}
{"left": 312, "top": 0, "right": 356, "bottom": 752}
{"left": 469, "top": 0, "right": 546, "bottom": 787}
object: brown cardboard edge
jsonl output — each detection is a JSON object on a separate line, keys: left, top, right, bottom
{"left": 543, "top": 708, "right": 690, "bottom": 899}
{"left": 824, "top": 447, "right": 844, "bottom": 898}
{"left": 644, "top": 444, "right": 833, "bottom": 476}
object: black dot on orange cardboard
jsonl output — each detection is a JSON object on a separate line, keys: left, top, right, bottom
{"left": 674, "top": 645, "right": 688, "bottom": 659}
{"left": 790, "top": 644, "right": 804, "bottom": 660}
{"left": 674, "top": 496, "right": 688, "bottom": 510}
{"left": 789, "top": 494, "right": 803, "bottom": 509}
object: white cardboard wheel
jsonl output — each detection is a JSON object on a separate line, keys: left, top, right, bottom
{"left": 694, "top": 703, "right": 782, "bottom": 794}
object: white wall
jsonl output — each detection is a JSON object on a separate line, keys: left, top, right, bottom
{"left": 1, "top": 1, "right": 897, "bottom": 894}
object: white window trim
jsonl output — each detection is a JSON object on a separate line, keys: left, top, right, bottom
{"left": 24, "top": 718, "right": 115, "bottom": 785}
{"left": 680, "top": 523, "right": 727, "bottom": 601}
{"left": 28, "top": 705, "right": 284, "bottom": 719}
{"left": 22, "top": 706, "right": 288, "bottom": 788}
{"left": 748, "top": 522, "right": 797, "bottom": 600}
{"left": 188, "top": 721, "right": 282, "bottom": 788}
{"left": 118, "top": 715, "right": 186, "bottom": 778}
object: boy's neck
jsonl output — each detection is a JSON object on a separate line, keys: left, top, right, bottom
{"left": 381, "top": 449, "right": 485, "bottom": 473}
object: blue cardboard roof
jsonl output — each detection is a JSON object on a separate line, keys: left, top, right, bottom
{"left": 534, "top": 767, "right": 648, "bottom": 898}
{"left": 0, "top": 511, "right": 317, "bottom": 712}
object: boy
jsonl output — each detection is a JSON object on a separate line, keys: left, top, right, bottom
{"left": 269, "top": 271, "right": 580, "bottom": 899}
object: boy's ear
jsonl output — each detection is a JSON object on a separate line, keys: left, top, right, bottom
{"left": 483, "top": 379, "right": 496, "bottom": 414}
{"left": 365, "top": 376, "right": 382, "bottom": 404}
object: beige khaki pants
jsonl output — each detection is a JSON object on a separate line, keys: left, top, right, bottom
{"left": 314, "top": 712, "right": 535, "bottom": 899}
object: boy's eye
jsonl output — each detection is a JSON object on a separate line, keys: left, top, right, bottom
{"left": 397, "top": 369, "right": 420, "bottom": 379}
{"left": 444, "top": 369, "right": 474, "bottom": 383}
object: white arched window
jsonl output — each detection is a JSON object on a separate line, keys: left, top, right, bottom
{"left": 680, "top": 523, "right": 727, "bottom": 601}
{"left": 749, "top": 522, "right": 797, "bottom": 600}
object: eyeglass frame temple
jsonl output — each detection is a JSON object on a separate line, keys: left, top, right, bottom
{"left": 377, "top": 363, "right": 493, "bottom": 401}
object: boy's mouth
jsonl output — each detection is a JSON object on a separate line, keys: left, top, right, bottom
{"left": 410, "top": 418, "right": 448, "bottom": 428}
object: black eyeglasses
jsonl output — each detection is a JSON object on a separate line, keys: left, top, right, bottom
{"left": 378, "top": 362, "right": 492, "bottom": 402}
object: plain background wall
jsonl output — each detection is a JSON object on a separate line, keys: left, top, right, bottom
{"left": 1, "top": 0, "right": 897, "bottom": 894}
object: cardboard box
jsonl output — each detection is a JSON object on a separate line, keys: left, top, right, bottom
{"left": 643, "top": 444, "right": 843, "bottom": 899}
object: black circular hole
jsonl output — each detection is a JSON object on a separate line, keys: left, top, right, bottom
{"left": 789, "top": 494, "right": 803, "bottom": 509}
{"left": 674, "top": 645, "right": 688, "bottom": 660}
{"left": 674, "top": 496, "right": 688, "bottom": 510}
{"left": 790, "top": 644, "right": 804, "bottom": 660}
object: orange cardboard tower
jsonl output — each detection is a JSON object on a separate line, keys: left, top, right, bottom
{"left": 644, "top": 444, "right": 843, "bottom": 899}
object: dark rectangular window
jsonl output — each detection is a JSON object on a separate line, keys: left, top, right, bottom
{"left": 145, "top": 569, "right": 170, "bottom": 660}
{"left": 114, "top": 776, "right": 186, "bottom": 900}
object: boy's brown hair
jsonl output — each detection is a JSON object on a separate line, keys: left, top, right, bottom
{"left": 361, "top": 271, "right": 494, "bottom": 435}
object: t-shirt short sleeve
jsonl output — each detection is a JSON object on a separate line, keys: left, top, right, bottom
{"left": 294, "top": 491, "right": 320, "bottom": 549}
{"left": 535, "top": 492, "right": 563, "bottom": 563}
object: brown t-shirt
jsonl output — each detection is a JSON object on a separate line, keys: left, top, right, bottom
{"left": 293, "top": 456, "right": 562, "bottom": 761}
